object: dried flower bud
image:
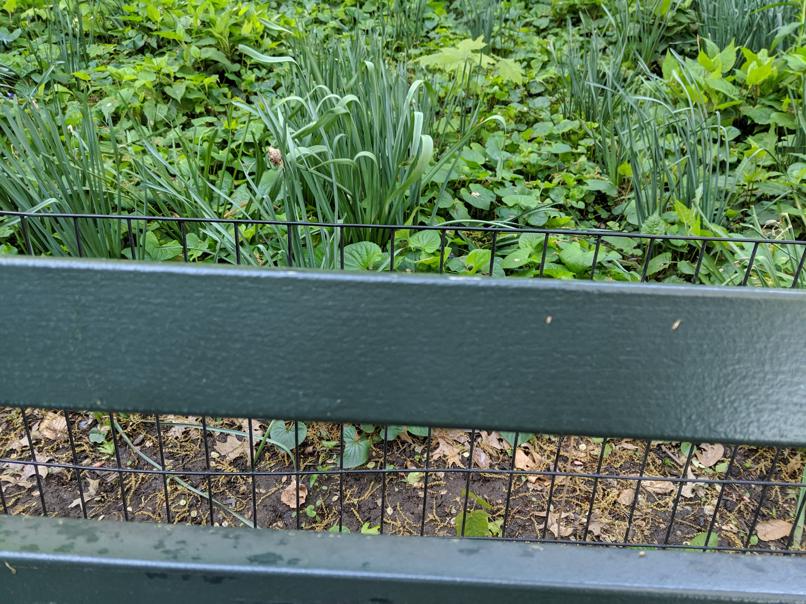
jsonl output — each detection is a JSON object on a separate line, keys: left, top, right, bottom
{"left": 267, "top": 146, "right": 283, "bottom": 167}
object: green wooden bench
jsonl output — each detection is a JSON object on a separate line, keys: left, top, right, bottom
{"left": 1, "top": 255, "right": 805, "bottom": 602}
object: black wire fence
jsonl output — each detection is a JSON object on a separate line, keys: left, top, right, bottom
{"left": 1, "top": 210, "right": 805, "bottom": 287}
{"left": 0, "top": 409, "right": 804, "bottom": 555}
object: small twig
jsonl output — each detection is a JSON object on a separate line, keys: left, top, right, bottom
{"left": 111, "top": 419, "right": 252, "bottom": 527}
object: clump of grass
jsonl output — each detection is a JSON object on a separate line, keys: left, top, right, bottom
{"left": 238, "top": 32, "right": 499, "bottom": 262}
{"left": 619, "top": 68, "right": 732, "bottom": 226}
{"left": 380, "top": 0, "right": 430, "bottom": 53}
{"left": 0, "top": 62, "right": 17, "bottom": 92}
{"left": 556, "top": 21, "right": 630, "bottom": 187}
{"left": 457, "top": 0, "right": 504, "bottom": 46}
{"left": 606, "top": 0, "right": 680, "bottom": 67}
{"left": 697, "top": 0, "right": 797, "bottom": 51}
{"left": 0, "top": 99, "right": 131, "bottom": 257}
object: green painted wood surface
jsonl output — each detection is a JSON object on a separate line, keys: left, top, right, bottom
{"left": 1, "top": 256, "right": 806, "bottom": 445}
{"left": 1, "top": 516, "right": 804, "bottom": 603}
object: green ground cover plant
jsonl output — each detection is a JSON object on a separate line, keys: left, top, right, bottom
{"left": 0, "top": 0, "right": 803, "bottom": 286}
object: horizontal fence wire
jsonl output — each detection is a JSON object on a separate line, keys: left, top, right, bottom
{"left": 1, "top": 210, "right": 805, "bottom": 288}
{"left": 0, "top": 408, "right": 804, "bottom": 555}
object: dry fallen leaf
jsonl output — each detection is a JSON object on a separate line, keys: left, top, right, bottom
{"left": 38, "top": 412, "right": 68, "bottom": 441}
{"left": 514, "top": 448, "right": 532, "bottom": 470}
{"left": 681, "top": 467, "right": 698, "bottom": 498}
{"left": 642, "top": 480, "right": 675, "bottom": 495}
{"left": 479, "top": 431, "right": 505, "bottom": 451}
{"left": 21, "top": 462, "right": 48, "bottom": 480}
{"left": 617, "top": 487, "right": 636, "bottom": 506}
{"left": 756, "top": 519, "right": 792, "bottom": 542}
{"left": 546, "top": 511, "right": 574, "bottom": 538}
{"left": 587, "top": 520, "right": 603, "bottom": 537}
{"left": 431, "top": 430, "right": 467, "bottom": 467}
{"left": 280, "top": 480, "right": 308, "bottom": 509}
{"left": 696, "top": 443, "right": 724, "bottom": 468}
{"left": 472, "top": 447, "right": 490, "bottom": 469}
{"left": 514, "top": 446, "right": 545, "bottom": 483}
{"left": 215, "top": 435, "right": 247, "bottom": 461}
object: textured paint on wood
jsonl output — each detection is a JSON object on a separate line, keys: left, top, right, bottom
{"left": 1, "top": 256, "right": 805, "bottom": 445}
{"left": 0, "top": 516, "right": 804, "bottom": 603}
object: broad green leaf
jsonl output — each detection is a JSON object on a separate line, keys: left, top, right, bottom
{"left": 383, "top": 426, "right": 405, "bottom": 441}
{"left": 342, "top": 425, "right": 371, "bottom": 469}
{"left": 455, "top": 509, "right": 489, "bottom": 537}
{"left": 164, "top": 82, "right": 187, "bottom": 102}
{"left": 417, "top": 37, "right": 494, "bottom": 73}
{"left": 407, "top": 426, "right": 430, "bottom": 437}
{"left": 269, "top": 420, "right": 307, "bottom": 451}
{"left": 686, "top": 531, "right": 719, "bottom": 550}
{"left": 647, "top": 252, "right": 672, "bottom": 276}
{"left": 344, "top": 241, "right": 385, "bottom": 271}
{"left": 501, "top": 249, "right": 531, "bottom": 269}
{"left": 146, "top": 3, "right": 161, "bottom": 23}
{"left": 502, "top": 194, "right": 540, "bottom": 209}
{"left": 559, "top": 242, "right": 596, "bottom": 273}
{"left": 500, "top": 432, "right": 533, "bottom": 448}
{"left": 408, "top": 230, "right": 441, "bottom": 253}
{"left": 465, "top": 248, "right": 491, "bottom": 273}
{"left": 585, "top": 178, "right": 617, "bottom": 197}
{"left": 461, "top": 183, "right": 495, "bottom": 210}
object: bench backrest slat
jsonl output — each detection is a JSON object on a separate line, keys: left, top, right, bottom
{"left": 2, "top": 256, "right": 805, "bottom": 446}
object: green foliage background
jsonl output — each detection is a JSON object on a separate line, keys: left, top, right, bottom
{"left": 0, "top": 0, "right": 804, "bottom": 286}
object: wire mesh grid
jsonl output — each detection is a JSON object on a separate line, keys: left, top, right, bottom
{"left": 1, "top": 211, "right": 804, "bottom": 554}
{"left": 0, "top": 408, "right": 804, "bottom": 555}
{"left": 0, "top": 210, "right": 805, "bottom": 287}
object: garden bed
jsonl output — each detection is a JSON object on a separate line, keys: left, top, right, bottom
{"left": 1, "top": 407, "right": 802, "bottom": 552}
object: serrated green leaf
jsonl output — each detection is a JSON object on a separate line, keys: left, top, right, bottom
{"left": 494, "top": 58, "right": 524, "bottom": 84}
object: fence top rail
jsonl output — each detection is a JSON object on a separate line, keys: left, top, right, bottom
{"left": 2, "top": 255, "right": 805, "bottom": 446}
{"left": 2, "top": 208, "right": 806, "bottom": 246}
